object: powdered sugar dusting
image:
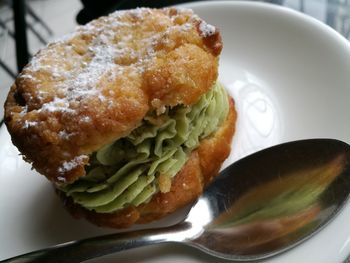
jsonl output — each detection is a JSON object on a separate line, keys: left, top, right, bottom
{"left": 23, "top": 120, "right": 38, "bottom": 129}
{"left": 58, "top": 155, "right": 87, "bottom": 174}
{"left": 22, "top": 20, "right": 126, "bottom": 117}
{"left": 19, "top": 7, "right": 204, "bottom": 128}
{"left": 199, "top": 21, "right": 216, "bottom": 37}
{"left": 40, "top": 97, "right": 75, "bottom": 113}
{"left": 58, "top": 130, "right": 76, "bottom": 140}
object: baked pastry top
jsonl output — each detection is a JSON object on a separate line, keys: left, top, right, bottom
{"left": 4, "top": 7, "right": 222, "bottom": 184}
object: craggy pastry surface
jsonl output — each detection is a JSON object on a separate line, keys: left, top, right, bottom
{"left": 4, "top": 8, "right": 222, "bottom": 183}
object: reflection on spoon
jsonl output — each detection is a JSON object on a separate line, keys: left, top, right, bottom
{"left": 202, "top": 154, "right": 345, "bottom": 255}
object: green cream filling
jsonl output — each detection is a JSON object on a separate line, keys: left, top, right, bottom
{"left": 60, "top": 82, "right": 230, "bottom": 213}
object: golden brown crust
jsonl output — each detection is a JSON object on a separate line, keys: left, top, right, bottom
{"left": 4, "top": 8, "right": 222, "bottom": 183}
{"left": 58, "top": 98, "right": 237, "bottom": 228}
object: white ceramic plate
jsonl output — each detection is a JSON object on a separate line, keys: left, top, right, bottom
{"left": 1, "top": 1, "right": 350, "bottom": 262}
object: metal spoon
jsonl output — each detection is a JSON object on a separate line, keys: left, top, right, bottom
{"left": 2, "top": 139, "right": 350, "bottom": 263}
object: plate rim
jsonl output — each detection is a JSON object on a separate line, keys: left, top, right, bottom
{"left": 178, "top": 0, "right": 350, "bottom": 50}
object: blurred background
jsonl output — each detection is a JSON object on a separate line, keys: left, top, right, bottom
{"left": 0, "top": 0, "right": 349, "bottom": 120}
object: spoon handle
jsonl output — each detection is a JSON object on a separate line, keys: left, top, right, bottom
{"left": 1, "top": 222, "right": 192, "bottom": 263}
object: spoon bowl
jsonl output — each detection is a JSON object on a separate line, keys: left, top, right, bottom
{"left": 2, "top": 139, "right": 350, "bottom": 263}
{"left": 187, "top": 138, "right": 350, "bottom": 260}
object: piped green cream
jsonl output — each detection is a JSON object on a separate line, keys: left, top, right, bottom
{"left": 59, "top": 82, "right": 230, "bottom": 213}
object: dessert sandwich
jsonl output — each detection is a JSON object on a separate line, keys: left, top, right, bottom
{"left": 4, "top": 7, "right": 237, "bottom": 228}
